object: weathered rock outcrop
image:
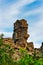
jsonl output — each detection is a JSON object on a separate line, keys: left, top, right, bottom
{"left": 2, "top": 19, "right": 43, "bottom": 57}
{"left": 13, "top": 19, "right": 34, "bottom": 54}
{"left": 13, "top": 19, "right": 29, "bottom": 47}
{"left": 3, "top": 38, "right": 15, "bottom": 48}
{"left": 26, "top": 42, "right": 34, "bottom": 55}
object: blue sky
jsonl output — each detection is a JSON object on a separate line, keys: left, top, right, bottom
{"left": 0, "top": 0, "right": 43, "bottom": 48}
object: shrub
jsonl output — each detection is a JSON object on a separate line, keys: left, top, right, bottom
{"left": 0, "top": 37, "right": 43, "bottom": 65}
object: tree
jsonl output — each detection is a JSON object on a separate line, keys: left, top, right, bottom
{"left": 0, "top": 33, "right": 4, "bottom": 39}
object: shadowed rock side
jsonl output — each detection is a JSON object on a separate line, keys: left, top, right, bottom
{"left": 40, "top": 42, "right": 43, "bottom": 50}
{"left": 40, "top": 42, "right": 43, "bottom": 57}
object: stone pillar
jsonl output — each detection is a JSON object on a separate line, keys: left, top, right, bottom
{"left": 13, "top": 19, "right": 30, "bottom": 47}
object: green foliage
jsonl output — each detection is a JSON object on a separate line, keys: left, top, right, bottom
{"left": 0, "top": 37, "right": 15, "bottom": 65}
{"left": 0, "top": 37, "right": 3, "bottom": 46}
{"left": 0, "top": 34, "right": 4, "bottom": 46}
{"left": 18, "top": 48, "right": 33, "bottom": 65}
{"left": 0, "top": 38, "right": 43, "bottom": 65}
{"left": 18, "top": 48, "right": 43, "bottom": 65}
{"left": 0, "top": 34, "right": 4, "bottom": 39}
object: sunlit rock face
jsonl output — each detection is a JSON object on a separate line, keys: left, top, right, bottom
{"left": 12, "top": 19, "right": 34, "bottom": 54}
{"left": 13, "top": 19, "right": 30, "bottom": 48}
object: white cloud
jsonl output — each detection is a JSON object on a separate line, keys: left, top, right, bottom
{"left": 0, "top": 0, "right": 35, "bottom": 32}
{"left": 0, "top": 32, "right": 13, "bottom": 38}
{"left": 26, "top": 5, "right": 43, "bottom": 48}
{"left": 34, "top": 43, "right": 41, "bottom": 48}
{"left": 27, "top": 18, "right": 43, "bottom": 48}
{"left": 0, "top": 0, "right": 36, "bottom": 38}
{"left": 23, "top": 6, "right": 43, "bottom": 16}
{"left": 1, "top": 0, "right": 35, "bottom": 20}
{"left": 0, "top": 0, "right": 43, "bottom": 48}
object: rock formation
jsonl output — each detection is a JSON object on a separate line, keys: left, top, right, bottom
{"left": 40, "top": 42, "right": 43, "bottom": 50}
{"left": 2, "top": 19, "right": 43, "bottom": 56}
{"left": 26, "top": 42, "right": 34, "bottom": 54}
{"left": 3, "top": 38, "right": 15, "bottom": 48}
{"left": 13, "top": 19, "right": 34, "bottom": 54}
{"left": 13, "top": 19, "right": 29, "bottom": 47}
{"left": 40, "top": 42, "right": 43, "bottom": 57}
